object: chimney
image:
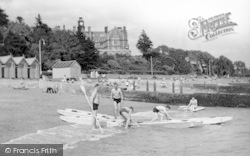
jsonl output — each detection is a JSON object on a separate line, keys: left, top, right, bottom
{"left": 105, "top": 26, "right": 108, "bottom": 33}
{"left": 63, "top": 25, "right": 65, "bottom": 31}
{"left": 88, "top": 26, "right": 91, "bottom": 39}
{"left": 123, "top": 26, "right": 126, "bottom": 31}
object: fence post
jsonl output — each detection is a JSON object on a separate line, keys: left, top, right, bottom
{"left": 172, "top": 82, "right": 175, "bottom": 93}
{"left": 146, "top": 81, "right": 149, "bottom": 91}
{"left": 180, "top": 82, "right": 183, "bottom": 94}
{"left": 133, "top": 80, "right": 135, "bottom": 90}
{"left": 216, "top": 83, "right": 219, "bottom": 94}
{"left": 154, "top": 81, "right": 156, "bottom": 92}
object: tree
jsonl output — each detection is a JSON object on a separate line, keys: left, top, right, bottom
{"left": 32, "top": 14, "right": 52, "bottom": 42}
{"left": 213, "top": 55, "right": 234, "bottom": 76}
{"left": 0, "top": 7, "right": 9, "bottom": 47}
{"left": 1, "top": 30, "right": 29, "bottom": 56}
{"left": 16, "top": 16, "right": 24, "bottom": 24}
{"left": 136, "top": 30, "right": 154, "bottom": 60}
{"left": 75, "top": 30, "right": 100, "bottom": 71}
{"left": 0, "top": 7, "right": 8, "bottom": 27}
{"left": 107, "top": 60, "right": 121, "bottom": 69}
{"left": 234, "top": 61, "right": 246, "bottom": 76}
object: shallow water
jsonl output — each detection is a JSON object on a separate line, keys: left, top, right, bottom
{"left": 4, "top": 107, "right": 250, "bottom": 156}
{"left": 64, "top": 107, "right": 250, "bottom": 156}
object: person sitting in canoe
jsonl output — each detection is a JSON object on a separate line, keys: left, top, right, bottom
{"left": 151, "top": 105, "right": 173, "bottom": 122}
{"left": 186, "top": 97, "right": 198, "bottom": 111}
{"left": 119, "top": 106, "right": 133, "bottom": 129}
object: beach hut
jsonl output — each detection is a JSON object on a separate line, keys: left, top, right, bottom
{"left": 0, "top": 55, "right": 15, "bottom": 78}
{"left": 52, "top": 60, "right": 81, "bottom": 79}
{"left": 25, "top": 58, "right": 40, "bottom": 79}
{"left": 13, "top": 56, "right": 28, "bottom": 79}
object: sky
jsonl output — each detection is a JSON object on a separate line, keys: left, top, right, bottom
{"left": 1, "top": 0, "right": 250, "bottom": 67}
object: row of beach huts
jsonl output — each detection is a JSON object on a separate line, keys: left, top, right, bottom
{"left": 0, "top": 54, "right": 40, "bottom": 79}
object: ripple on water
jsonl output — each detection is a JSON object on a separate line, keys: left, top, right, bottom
{"left": 4, "top": 124, "right": 122, "bottom": 150}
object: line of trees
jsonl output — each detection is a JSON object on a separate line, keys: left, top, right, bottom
{"left": 0, "top": 7, "right": 247, "bottom": 76}
{"left": 136, "top": 29, "right": 247, "bottom": 76}
{"left": 0, "top": 7, "right": 100, "bottom": 71}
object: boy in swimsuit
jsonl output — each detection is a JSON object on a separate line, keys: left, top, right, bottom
{"left": 111, "top": 82, "right": 124, "bottom": 119}
{"left": 151, "top": 105, "right": 173, "bottom": 122}
{"left": 90, "top": 84, "right": 101, "bottom": 129}
{"left": 119, "top": 106, "right": 133, "bottom": 129}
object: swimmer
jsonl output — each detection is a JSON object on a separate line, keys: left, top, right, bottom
{"left": 187, "top": 97, "right": 198, "bottom": 111}
{"left": 151, "top": 105, "right": 173, "bottom": 122}
{"left": 119, "top": 107, "right": 133, "bottom": 129}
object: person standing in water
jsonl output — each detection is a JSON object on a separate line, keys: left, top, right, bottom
{"left": 119, "top": 106, "right": 134, "bottom": 129}
{"left": 151, "top": 105, "right": 173, "bottom": 122}
{"left": 111, "top": 82, "right": 124, "bottom": 119}
{"left": 90, "top": 84, "right": 101, "bottom": 129}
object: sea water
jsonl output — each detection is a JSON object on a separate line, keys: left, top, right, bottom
{"left": 4, "top": 107, "right": 250, "bottom": 156}
{"left": 64, "top": 107, "right": 250, "bottom": 156}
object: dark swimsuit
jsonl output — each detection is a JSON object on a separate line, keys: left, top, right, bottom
{"left": 113, "top": 98, "right": 121, "bottom": 104}
{"left": 93, "top": 103, "right": 99, "bottom": 110}
{"left": 153, "top": 107, "right": 160, "bottom": 113}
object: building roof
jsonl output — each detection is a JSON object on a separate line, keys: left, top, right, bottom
{"left": 52, "top": 60, "right": 79, "bottom": 68}
{"left": 25, "top": 58, "right": 38, "bottom": 65}
{"left": 0, "top": 55, "right": 12, "bottom": 64}
{"left": 13, "top": 56, "right": 26, "bottom": 65}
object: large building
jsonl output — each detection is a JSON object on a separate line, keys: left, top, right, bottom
{"left": 77, "top": 17, "right": 131, "bottom": 55}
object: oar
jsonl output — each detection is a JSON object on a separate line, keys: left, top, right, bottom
{"left": 80, "top": 85, "right": 103, "bottom": 133}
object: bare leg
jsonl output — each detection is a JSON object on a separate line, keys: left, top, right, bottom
{"left": 160, "top": 113, "right": 164, "bottom": 121}
{"left": 117, "top": 102, "right": 121, "bottom": 118}
{"left": 125, "top": 117, "right": 130, "bottom": 129}
{"left": 113, "top": 101, "right": 118, "bottom": 119}
{"left": 92, "top": 110, "right": 97, "bottom": 129}
{"left": 120, "top": 112, "right": 127, "bottom": 127}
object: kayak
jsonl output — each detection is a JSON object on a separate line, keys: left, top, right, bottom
{"left": 59, "top": 115, "right": 122, "bottom": 127}
{"left": 58, "top": 109, "right": 233, "bottom": 127}
{"left": 187, "top": 116, "right": 233, "bottom": 125}
{"left": 179, "top": 106, "right": 205, "bottom": 112}
{"left": 137, "top": 120, "right": 203, "bottom": 128}
{"left": 57, "top": 109, "right": 115, "bottom": 121}
{"left": 138, "top": 116, "right": 233, "bottom": 125}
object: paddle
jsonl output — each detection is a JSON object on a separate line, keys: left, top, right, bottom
{"left": 80, "top": 85, "right": 104, "bottom": 133}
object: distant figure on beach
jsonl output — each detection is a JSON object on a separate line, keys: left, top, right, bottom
{"left": 119, "top": 106, "right": 133, "bottom": 129}
{"left": 151, "top": 105, "right": 173, "bottom": 122}
{"left": 187, "top": 97, "right": 198, "bottom": 111}
{"left": 111, "top": 82, "right": 124, "bottom": 119}
{"left": 90, "top": 84, "right": 101, "bottom": 129}
{"left": 125, "top": 80, "right": 129, "bottom": 88}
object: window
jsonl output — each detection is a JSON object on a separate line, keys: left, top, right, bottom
{"left": 113, "top": 39, "right": 120, "bottom": 45}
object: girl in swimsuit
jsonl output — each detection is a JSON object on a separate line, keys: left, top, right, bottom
{"left": 119, "top": 107, "right": 133, "bottom": 129}
{"left": 151, "top": 105, "right": 173, "bottom": 122}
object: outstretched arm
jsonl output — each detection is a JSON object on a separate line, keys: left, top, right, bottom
{"left": 186, "top": 101, "right": 192, "bottom": 109}
{"left": 163, "top": 109, "right": 173, "bottom": 120}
